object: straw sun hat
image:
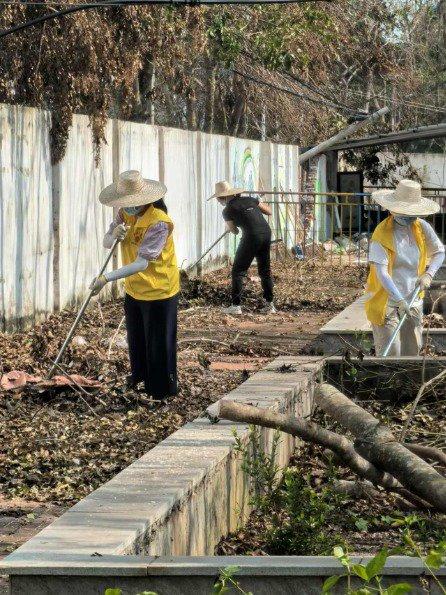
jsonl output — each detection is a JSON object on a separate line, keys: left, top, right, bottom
{"left": 99, "top": 170, "right": 167, "bottom": 208}
{"left": 372, "top": 179, "right": 439, "bottom": 216}
{"left": 208, "top": 180, "right": 245, "bottom": 201}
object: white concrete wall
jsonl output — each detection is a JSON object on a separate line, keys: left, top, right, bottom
{"left": 118, "top": 120, "right": 159, "bottom": 178}
{"left": 403, "top": 153, "right": 446, "bottom": 188}
{"left": 372, "top": 152, "right": 446, "bottom": 189}
{"left": 0, "top": 104, "right": 300, "bottom": 330}
{"left": 199, "top": 133, "right": 228, "bottom": 265}
{"left": 57, "top": 115, "right": 114, "bottom": 310}
{"left": 161, "top": 128, "right": 200, "bottom": 269}
{"left": 0, "top": 104, "right": 54, "bottom": 330}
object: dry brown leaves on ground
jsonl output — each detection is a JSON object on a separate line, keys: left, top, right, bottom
{"left": 0, "top": 260, "right": 365, "bottom": 505}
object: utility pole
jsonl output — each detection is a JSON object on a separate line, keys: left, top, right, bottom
{"left": 299, "top": 106, "right": 390, "bottom": 164}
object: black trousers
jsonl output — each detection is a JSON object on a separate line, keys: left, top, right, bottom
{"left": 124, "top": 292, "right": 178, "bottom": 399}
{"left": 231, "top": 233, "right": 274, "bottom": 306}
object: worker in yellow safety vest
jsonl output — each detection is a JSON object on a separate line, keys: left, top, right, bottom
{"left": 365, "top": 179, "right": 444, "bottom": 356}
{"left": 90, "top": 170, "right": 180, "bottom": 400}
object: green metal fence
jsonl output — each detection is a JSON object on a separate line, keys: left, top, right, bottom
{"left": 254, "top": 189, "right": 446, "bottom": 265}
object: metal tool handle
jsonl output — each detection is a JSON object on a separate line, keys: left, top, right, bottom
{"left": 186, "top": 230, "right": 229, "bottom": 273}
{"left": 382, "top": 285, "right": 421, "bottom": 357}
{"left": 48, "top": 239, "right": 119, "bottom": 378}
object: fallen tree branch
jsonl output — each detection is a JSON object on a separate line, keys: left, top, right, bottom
{"left": 331, "top": 480, "right": 426, "bottom": 511}
{"left": 217, "top": 400, "right": 402, "bottom": 492}
{"left": 331, "top": 479, "right": 381, "bottom": 500}
{"left": 315, "top": 383, "right": 446, "bottom": 513}
{"left": 404, "top": 443, "right": 446, "bottom": 467}
{"left": 399, "top": 367, "right": 446, "bottom": 443}
{"left": 217, "top": 400, "right": 432, "bottom": 510}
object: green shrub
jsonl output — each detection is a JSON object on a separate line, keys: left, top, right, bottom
{"left": 266, "top": 470, "right": 345, "bottom": 555}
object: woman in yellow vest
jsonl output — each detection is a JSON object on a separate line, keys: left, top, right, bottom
{"left": 90, "top": 171, "right": 180, "bottom": 400}
{"left": 365, "top": 179, "right": 444, "bottom": 356}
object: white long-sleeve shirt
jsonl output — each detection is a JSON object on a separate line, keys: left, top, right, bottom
{"left": 368, "top": 218, "right": 444, "bottom": 305}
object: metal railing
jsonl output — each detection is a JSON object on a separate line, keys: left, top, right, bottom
{"left": 261, "top": 190, "right": 446, "bottom": 265}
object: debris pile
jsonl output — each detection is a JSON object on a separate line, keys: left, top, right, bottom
{"left": 181, "top": 258, "right": 367, "bottom": 312}
{"left": 0, "top": 259, "right": 365, "bottom": 505}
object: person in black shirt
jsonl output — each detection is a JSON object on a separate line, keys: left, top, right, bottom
{"left": 209, "top": 180, "right": 275, "bottom": 315}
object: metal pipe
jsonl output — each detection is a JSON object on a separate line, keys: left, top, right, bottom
{"left": 382, "top": 286, "right": 421, "bottom": 357}
{"left": 48, "top": 240, "right": 119, "bottom": 378}
{"left": 299, "top": 107, "right": 390, "bottom": 164}
{"left": 252, "top": 191, "right": 372, "bottom": 196}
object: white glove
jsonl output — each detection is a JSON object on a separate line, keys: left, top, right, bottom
{"left": 89, "top": 274, "right": 108, "bottom": 296}
{"left": 418, "top": 273, "right": 432, "bottom": 290}
{"left": 111, "top": 223, "right": 128, "bottom": 242}
{"left": 396, "top": 299, "right": 411, "bottom": 318}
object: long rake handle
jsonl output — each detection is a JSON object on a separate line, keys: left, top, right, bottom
{"left": 48, "top": 240, "right": 119, "bottom": 378}
{"left": 382, "top": 285, "right": 421, "bottom": 357}
{"left": 186, "top": 230, "right": 229, "bottom": 272}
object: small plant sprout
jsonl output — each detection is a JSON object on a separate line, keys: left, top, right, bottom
{"left": 213, "top": 565, "right": 253, "bottom": 595}
{"left": 323, "top": 546, "right": 413, "bottom": 595}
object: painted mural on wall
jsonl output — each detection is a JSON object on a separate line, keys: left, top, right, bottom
{"left": 228, "top": 140, "right": 261, "bottom": 256}
{"left": 230, "top": 143, "right": 259, "bottom": 190}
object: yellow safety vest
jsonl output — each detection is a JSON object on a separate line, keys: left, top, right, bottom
{"left": 120, "top": 205, "right": 180, "bottom": 301}
{"left": 365, "top": 215, "right": 427, "bottom": 326}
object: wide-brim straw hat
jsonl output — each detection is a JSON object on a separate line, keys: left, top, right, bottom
{"left": 372, "top": 178, "right": 439, "bottom": 216}
{"left": 99, "top": 170, "right": 167, "bottom": 208}
{"left": 208, "top": 180, "right": 245, "bottom": 201}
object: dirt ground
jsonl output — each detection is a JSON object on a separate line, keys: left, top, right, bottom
{"left": 0, "top": 258, "right": 365, "bottom": 580}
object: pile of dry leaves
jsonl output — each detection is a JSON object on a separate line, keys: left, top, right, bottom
{"left": 0, "top": 259, "right": 365, "bottom": 505}
{"left": 181, "top": 257, "right": 367, "bottom": 312}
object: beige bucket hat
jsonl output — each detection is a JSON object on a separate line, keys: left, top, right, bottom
{"left": 99, "top": 170, "right": 167, "bottom": 208}
{"left": 208, "top": 180, "right": 245, "bottom": 201}
{"left": 372, "top": 179, "right": 440, "bottom": 216}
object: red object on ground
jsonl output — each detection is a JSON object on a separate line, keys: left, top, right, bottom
{"left": 0, "top": 371, "right": 42, "bottom": 390}
{"left": 1, "top": 371, "right": 102, "bottom": 391}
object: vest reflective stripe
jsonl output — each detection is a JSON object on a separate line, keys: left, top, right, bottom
{"left": 120, "top": 206, "right": 180, "bottom": 301}
{"left": 365, "top": 215, "right": 427, "bottom": 326}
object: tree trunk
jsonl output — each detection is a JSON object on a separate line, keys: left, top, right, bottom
{"left": 364, "top": 67, "right": 373, "bottom": 113}
{"left": 135, "top": 58, "right": 155, "bottom": 124}
{"left": 260, "top": 104, "right": 266, "bottom": 141}
{"left": 187, "top": 89, "right": 197, "bottom": 130}
{"left": 315, "top": 383, "right": 446, "bottom": 512}
{"left": 204, "top": 64, "right": 216, "bottom": 133}
{"left": 230, "top": 80, "right": 246, "bottom": 136}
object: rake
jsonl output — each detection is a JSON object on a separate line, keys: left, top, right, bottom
{"left": 382, "top": 285, "right": 421, "bottom": 357}
{"left": 48, "top": 239, "right": 119, "bottom": 378}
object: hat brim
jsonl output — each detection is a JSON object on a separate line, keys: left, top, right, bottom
{"left": 372, "top": 189, "right": 440, "bottom": 216}
{"left": 207, "top": 187, "right": 245, "bottom": 201}
{"left": 99, "top": 179, "right": 167, "bottom": 208}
